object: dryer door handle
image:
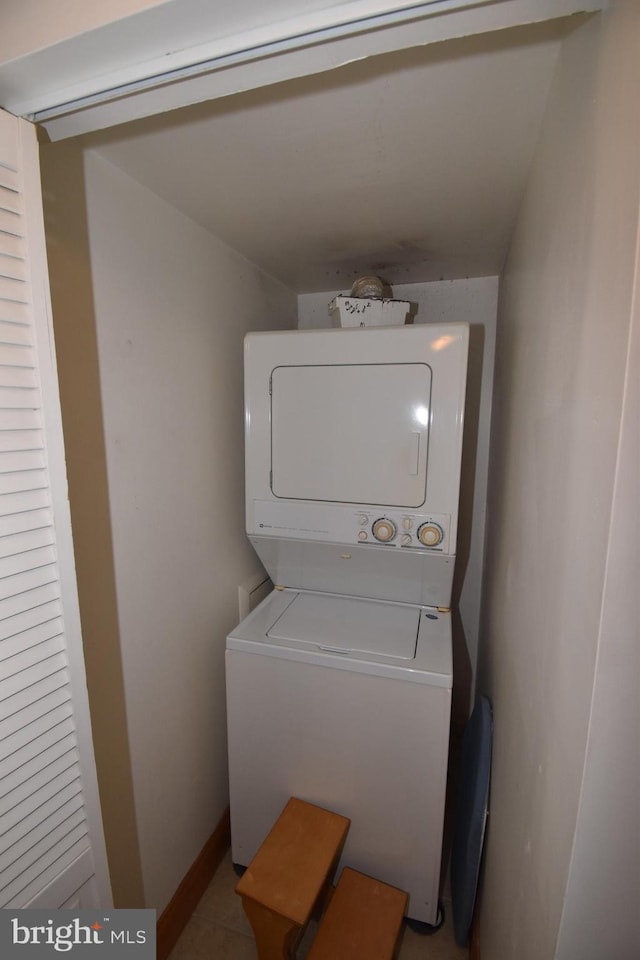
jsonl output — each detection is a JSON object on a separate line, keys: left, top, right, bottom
{"left": 408, "top": 432, "right": 421, "bottom": 476}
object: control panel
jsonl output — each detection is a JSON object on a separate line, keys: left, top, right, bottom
{"left": 251, "top": 500, "right": 452, "bottom": 553}
{"left": 357, "top": 511, "right": 447, "bottom": 550}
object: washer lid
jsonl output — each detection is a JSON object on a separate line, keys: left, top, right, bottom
{"left": 267, "top": 592, "right": 419, "bottom": 659}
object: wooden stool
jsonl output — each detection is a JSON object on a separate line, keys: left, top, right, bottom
{"left": 307, "top": 867, "right": 408, "bottom": 960}
{"left": 235, "top": 797, "right": 350, "bottom": 960}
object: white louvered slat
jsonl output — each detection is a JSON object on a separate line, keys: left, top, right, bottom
{"left": 1, "top": 677, "right": 70, "bottom": 743}
{"left": 0, "top": 763, "right": 81, "bottom": 840}
{"left": 1, "top": 621, "right": 63, "bottom": 666}
{"left": 0, "top": 731, "right": 76, "bottom": 798}
{"left": 0, "top": 299, "right": 29, "bottom": 324}
{"left": 0, "top": 162, "right": 20, "bottom": 189}
{"left": 0, "top": 207, "right": 23, "bottom": 239}
{"left": 0, "top": 702, "right": 74, "bottom": 777}
{"left": 0, "top": 278, "right": 28, "bottom": 304}
{"left": 0, "top": 108, "right": 108, "bottom": 908}
{"left": 0, "top": 393, "right": 40, "bottom": 417}
{"left": 0, "top": 508, "right": 50, "bottom": 538}
{"left": 0, "top": 186, "right": 20, "bottom": 207}
{"left": 0, "top": 563, "right": 58, "bottom": 602}
{"left": 0, "top": 253, "right": 27, "bottom": 282}
{"left": 0, "top": 780, "right": 82, "bottom": 856}
{"left": 0, "top": 367, "right": 38, "bottom": 390}
{"left": 1, "top": 650, "right": 67, "bottom": 699}
{"left": 0, "top": 632, "right": 64, "bottom": 676}
{"left": 0, "top": 784, "right": 82, "bottom": 883}
{"left": 0, "top": 218, "right": 19, "bottom": 245}
{"left": 0, "top": 685, "right": 70, "bottom": 749}
{"left": 0, "top": 489, "right": 51, "bottom": 519}
{"left": 2, "top": 826, "right": 89, "bottom": 905}
{"left": 0, "top": 322, "right": 32, "bottom": 347}
{"left": 0, "top": 581, "right": 60, "bottom": 630}
{"left": 0, "top": 542, "right": 52, "bottom": 580}
{"left": 0, "top": 448, "right": 47, "bottom": 473}
{"left": 0, "top": 213, "right": 20, "bottom": 234}
{"left": 0, "top": 712, "right": 75, "bottom": 781}
{"left": 0, "top": 601, "right": 62, "bottom": 645}
{"left": 0, "top": 430, "right": 42, "bottom": 456}
{"left": 0, "top": 581, "right": 61, "bottom": 624}
{"left": 0, "top": 391, "right": 37, "bottom": 415}
{"left": 0, "top": 171, "right": 24, "bottom": 210}
{"left": 1, "top": 620, "right": 63, "bottom": 662}
{"left": 0, "top": 525, "right": 53, "bottom": 560}
{"left": 1, "top": 805, "right": 87, "bottom": 890}
{"left": 4, "top": 836, "right": 91, "bottom": 908}
{"left": 0, "top": 545, "right": 57, "bottom": 582}
{"left": 2, "top": 808, "right": 87, "bottom": 896}
{"left": 1, "top": 632, "right": 64, "bottom": 678}
{"left": 0, "top": 342, "right": 35, "bottom": 367}
{"left": 0, "top": 409, "right": 40, "bottom": 432}
{"left": 0, "top": 239, "right": 23, "bottom": 267}
{"left": 0, "top": 177, "right": 21, "bottom": 208}
{"left": 0, "top": 746, "right": 77, "bottom": 818}
{"left": 0, "top": 469, "right": 48, "bottom": 498}
{"left": 0, "top": 469, "right": 49, "bottom": 498}
{"left": 0, "top": 183, "right": 20, "bottom": 205}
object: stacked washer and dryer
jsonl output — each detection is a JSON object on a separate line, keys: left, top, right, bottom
{"left": 225, "top": 319, "right": 468, "bottom": 925}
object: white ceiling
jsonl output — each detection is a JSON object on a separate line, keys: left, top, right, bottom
{"left": 83, "top": 18, "right": 572, "bottom": 293}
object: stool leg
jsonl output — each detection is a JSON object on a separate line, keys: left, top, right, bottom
{"left": 241, "top": 897, "right": 301, "bottom": 960}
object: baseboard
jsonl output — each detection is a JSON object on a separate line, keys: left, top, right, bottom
{"left": 470, "top": 904, "right": 481, "bottom": 960}
{"left": 156, "top": 806, "right": 231, "bottom": 960}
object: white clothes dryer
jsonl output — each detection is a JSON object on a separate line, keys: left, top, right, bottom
{"left": 243, "top": 324, "right": 469, "bottom": 608}
{"left": 226, "top": 587, "right": 452, "bottom": 925}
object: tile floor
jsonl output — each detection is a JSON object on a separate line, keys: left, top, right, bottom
{"left": 169, "top": 850, "right": 469, "bottom": 959}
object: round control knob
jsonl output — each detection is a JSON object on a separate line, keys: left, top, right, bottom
{"left": 358, "top": 530, "right": 368, "bottom": 541}
{"left": 372, "top": 518, "right": 397, "bottom": 543}
{"left": 401, "top": 534, "right": 412, "bottom": 546}
{"left": 417, "top": 522, "right": 444, "bottom": 547}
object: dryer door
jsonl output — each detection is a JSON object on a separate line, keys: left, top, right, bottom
{"left": 271, "top": 362, "right": 431, "bottom": 508}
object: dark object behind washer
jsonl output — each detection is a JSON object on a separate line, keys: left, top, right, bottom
{"left": 451, "top": 695, "right": 492, "bottom": 947}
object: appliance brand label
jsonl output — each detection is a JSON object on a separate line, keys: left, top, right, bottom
{"left": 0, "top": 911, "right": 155, "bottom": 958}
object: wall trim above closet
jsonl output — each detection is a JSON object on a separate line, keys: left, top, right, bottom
{"left": 0, "top": 0, "right": 604, "bottom": 141}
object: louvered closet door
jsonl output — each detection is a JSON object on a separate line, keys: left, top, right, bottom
{"left": 0, "top": 109, "right": 111, "bottom": 909}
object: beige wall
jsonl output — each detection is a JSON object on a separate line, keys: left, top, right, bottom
{"left": 42, "top": 139, "right": 146, "bottom": 908}
{"left": 0, "top": 0, "right": 167, "bottom": 62}
{"left": 555, "top": 189, "right": 639, "bottom": 957}
{"left": 478, "top": 3, "right": 640, "bottom": 958}
{"left": 42, "top": 144, "right": 297, "bottom": 911}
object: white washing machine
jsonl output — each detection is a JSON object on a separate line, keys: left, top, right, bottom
{"left": 226, "top": 323, "right": 468, "bottom": 925}
{"left": 227, "top": 588, "right": 452, "bottom": 924}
